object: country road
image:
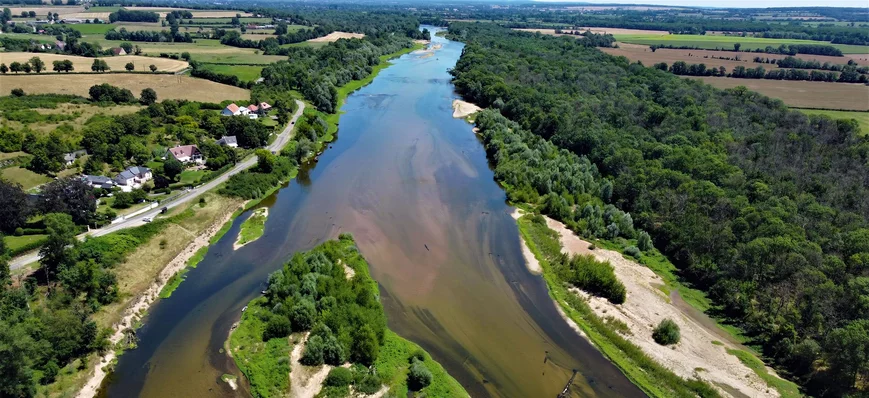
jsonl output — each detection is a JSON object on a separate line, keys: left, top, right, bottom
{"left": 9, "top": 100, "right": 305, "bottom": 270}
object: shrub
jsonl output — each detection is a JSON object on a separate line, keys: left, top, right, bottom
{"left": 637, "top": 231, "right": 652, "bottom": 251}
{"left": 11, "top": 88, "right": 25, "bottom": 97}
{"left": 356, "top": 374, "right": 381, "bottom": 394}
{"left": 624, "top": 245, "right": 641, "bottom": 259}
{"left": 301, "top": 335, "right": 325, "bottom": 365}
{"left": 14, "top": 227, "right": 23, "bottom": 236}
{"left": 653, "top": 319, "right": 680, "bottom": 346}
{"left": 408, "top": 348, "right": 426, "bottom": 363}
{"left": 262, "top": 315, "right": 291, "bottom": 341}
{"left": 324, "top": 367, "right": 352, "bottom": 387}
{"left": 407, "top": 359, "right": 433, "bottom": 391}
{"left": 558, "top": 254, "right": 626, "bottom": 304}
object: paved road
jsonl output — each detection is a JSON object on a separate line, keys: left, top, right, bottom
{"left": 10, "top": 100, "right": 305, "bottom": 270}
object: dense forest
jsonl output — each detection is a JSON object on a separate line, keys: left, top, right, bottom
{"left": 449, "top": 22, "right": 868, "bottom": 397}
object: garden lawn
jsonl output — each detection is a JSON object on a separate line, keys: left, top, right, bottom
{"left": 0, "top": 166, "right": 51, "bottom": 190}
{"left": 4, "top": 234, "right": 48, "bottom": 251}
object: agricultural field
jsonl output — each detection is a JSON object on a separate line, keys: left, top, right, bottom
{"left": 241, "top": 33, "right": 277, "bottom": 41}
{"left": 199, "top": 63, "right": 264, "bottom": 82}
{"left": 516, "top": 27, "right": 669, "bottom": 36}
{"left": 612, "top": 33, "right": 869, "bottom": 54}
{"left": 797, "top": 109, "right": 869, "bottom": 134}
{"left": 0, "top": 74, "right": 249, "bottom": 101}
{"left": 605, "top": 42, "right": 866, "bottom": 66}
{"left": 1, "top": 102, "right": 142, "bottom": 135}
{"left": 0, "top": 53, "right": 188, "bottom": 73}
{"left": 68, "top": 23, "right": 117, "bottom": 35}
{"left": 187, "top": 17, "right": 271, "bottom": 24}
{"left": 190, "top": 52, "right": 287, "bottom": 64}
{"left": 687, "top": 76, "right": 869, "bottom": 111}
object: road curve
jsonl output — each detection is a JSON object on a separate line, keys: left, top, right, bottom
{"left": 9, "top": 100, "right": 306, "bottom": 270}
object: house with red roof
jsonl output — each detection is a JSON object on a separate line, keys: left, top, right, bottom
{"left": 167, "top": 145, "right": 205, "bottom": 164}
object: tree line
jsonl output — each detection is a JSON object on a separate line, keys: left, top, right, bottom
{"left": 448, "top": 22, "right": 869, "bottom": 397}
{"left": 656, "top": 60, "right": 869, "bottom": 83}
{"left": 754, "top": 55, "right": 869, "bottom": 74}
{"left": 650, "top": 43, "right": 845, "bottom": 57}
{"left": 108, "top": 9, "right": 159, "bottom": 23}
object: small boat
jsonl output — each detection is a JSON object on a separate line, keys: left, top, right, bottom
{"left": 242, "top": 306, "right": 248, "bottom": 312}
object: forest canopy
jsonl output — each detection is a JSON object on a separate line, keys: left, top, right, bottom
{"left": 448, "top": 22, "right": 869, "bottom": 397}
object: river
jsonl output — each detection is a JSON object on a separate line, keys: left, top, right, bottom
{"left": 101, "top": 28, "right": 645, "bottom": 398}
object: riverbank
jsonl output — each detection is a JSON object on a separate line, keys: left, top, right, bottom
{"left": 228, "top": 236, "right": 468, "bottom": 398}
{"left": 76, "top": 193, "right": 245, "bottom": 398}
{"left": 451, "top": 99, "right": 481, "bottom": 118}
{"left": 514, "top": 212, "right": 800, "bottom": 398}
{"left": 234, "top": 207, "right": 269, "bottom": 250}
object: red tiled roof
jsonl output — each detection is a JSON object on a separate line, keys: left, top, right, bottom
{"left": 169, "top": 145, "right": 200, "bottom": 158}
{"left": 226, "top": 103, "right": 239, "bottom": 113}
{"left": 259, "top": 102, "right": 272, "bottom": 109}
{"left": 248, "top": 104, "right": 258, "bottom": 111}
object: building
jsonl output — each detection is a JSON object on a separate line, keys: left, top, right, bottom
{"left": 168, "top": 145, "right": 205, "bottom": 164}
{"left": 63, "top": 150, "right": 87, "bottom": 166}
{"left": 258, "top": 102, "right": 272, "bottom": 113}
{"left": 60, "top": 18, "right": 83, "bottom": 24}
{"left": 247, "top": 104, "right": 259, "bottom": 114}
{"left": 113, "top": 166, "right": 152, "bottom": 189}
{"left": 82, "top": 175, "right": 115, "bottom": 189}
{"left": 216, "top": 136, "right": 238, "bottom": 148}
{"left": 111, "top": 47, "right": 127, "bottom": 56}
{"left": 222, "top": 102, "right": 270, "bottom": 117}
{"left": 55, "top": 40, "right": 65, "bottom": 51}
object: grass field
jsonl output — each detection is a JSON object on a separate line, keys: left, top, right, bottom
{"left": 688, "top": 76, "right": 869, "bottom": 111}
{"left": 178, "top": 169, "right": 207, "bottom": 184}
{"left": 236, "top": 207, "right": 267, "bottom": 246}
{"left": 199, "top": 63, "right": 264, "bottom": 82}
{"left": 0, "top": 74, "right": 249, "bottom": 101}
{"left": 614, "top": 33, "right": 869, "bottom": 54}
{"left": 0, "top": 52, "right": 188, "bottom": 73}
{"left": 797, "top": 109, "right": 869, "bottom": 134}
{"left": 3, "top": 103, "right": 141, "bottom": 135}
{"left": 68, "top": 23, "right": 116, "bottom": 35}
{"left": 190, "top": 52, "right": 286, "bottom": 64}
{"left": 0, "top": 166, "right": 52, "bottom": 190}
{"left": 4, "top": 234, "right": 48, "bottom": 251}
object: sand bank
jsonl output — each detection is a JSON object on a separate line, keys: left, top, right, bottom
{"left": 76, "top": 207, "right": 241, "bottom": 398}
{"left": 452, "top": 99, "right": 482, "bottom": 118}
{"left": 539, "top": 215, "right": 780, "bottom": 398}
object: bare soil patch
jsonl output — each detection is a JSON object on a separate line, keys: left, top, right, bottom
{"left": 191, "top": 11, "right": 253, "bottom": 18}
{"left": 290, "top": 333, "right": 332, "bottom": 398}
{"left": 307, "top": 31, "right": 364, "bottom": 43}
{"left": 0, "top": 53, "right": 188, "bottom": 73}
{"left": 0, "top": 74, "right": 249, "bottom": 101}
{"left": 516, "top": 27, "right": 668, "bottom": 36}
{"left": 541, "top": 216, "right": 782, "bottom": 398}
{"left": 687, "top": 76, "right": 869, "bottom": 111}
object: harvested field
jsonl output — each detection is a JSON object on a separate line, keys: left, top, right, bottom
{"left": 7, "top": 6, "right": 82, "bottom": 15}
{"left": 687, "top": 76, "right": 869, "bottom": 111}
{"left": 190, "top": 11, "right": 253, "bottom": 18}
{"left": 123, "top": 6, "right": 191, "bottom": 11}
{"left": 613, "top": 33, "right": 869, "bottom": 54}
{"left": 603, "top": 46, "right": 768, "bottom": 71}
{"left": 613, "top": 43, "right": 864, "bottom": 66}
{"left": 307, "top": 31, "right": 364, "bottom": 42}
{"left": 0, "top": 53, "right": 188, "bottom": 72}
{"left": 0, "top": 74, "right": 249, "bottom": 101}
{"left": 61, "top": 12, "right": 111, "bottom": 19}
{"left": 241, "top": 33, "right": 276, "bottom": 41}
{"left": 515, "top": 27, "right": 668, "bottom": 36}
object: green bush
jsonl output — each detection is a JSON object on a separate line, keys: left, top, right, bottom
{"left": 262, "top": 315, "right": 291, "bottom": 341}
{"left": 558, "top": 254, "right": 626, "bottom": 304}
{"left": 324, "top": 367, "right": 353, "bottom": 387}
{"left": 653, "top": 319, "right": 681, "bottom": 346}
{"left": 407, "top": 358, "right": 433, "bottom": 391}
{"left": 355, "top": 374, "right": 381, "bottom": 395}
{"left": 624, "top": 245, "right": 641, "bottom": 259}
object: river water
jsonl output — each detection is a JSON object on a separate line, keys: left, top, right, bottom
{"left": 102, "top": 29, "right": 645, "bottom": 398}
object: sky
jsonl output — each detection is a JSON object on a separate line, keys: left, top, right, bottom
{"left": 531, "top": 0, "right": 869, "bottom": 8}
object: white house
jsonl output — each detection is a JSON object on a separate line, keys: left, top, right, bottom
{"left": 217, "top": 136, "right": 238, "bottom": 148}
{"left": 168, "top": 145, "right": 205, "bottom": 164}
{"left": 113, "top": 166, "right": 152, "bottom": 190}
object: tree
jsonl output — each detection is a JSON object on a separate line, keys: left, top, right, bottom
{"left": 139, "top": 88, "right": 157, "bottom": 105}
{"left": 180, "top": 52, "right": 190, "bottom": 61}
{"left": 9, "top": 62, "right": 21, "bottom": 73}
{"left": 119, "top": 42, "right": 133, "bottom": 54}
{"left": 39, "top": 213, "right": 77, "bottom": 283}
{"left": 162, "top": 157, "right": 183, "bottom": 180}
{"left": 91, "top": 59, "right": 109, "bottom": 72}
{"left": 0, "top": 180, "right": 31, "bottom": 234}
{"left": 29, "top": 57, "right": 44, "bottom": 73}
{"left": 824, "top": 320, "right": 869, "bottom": 394}
{"left": 255, "top": 149, "right": 276, "bottom": 173}
{"left": 262, "top": 315, "right": 291, "bottom": 341}
{"left": 734, "top": 43, "right": 741, "bottom": 52}
{"left": 39, "top": 178, "right": 96, "bottom": 225}
{"left": 0, "top": 237, "right": 10, "bottom": 286}
{"left": 124, "top": 62, "right": 134, "bottom": 71}
{"left": 0, "top": 64, "right": 7, "bottom": 74}
{"left": 0, "top": 325, "right": 37, "bottom": 398}
{"left": 290, "top": 299, "right": 316, "bottom": 331}
{"left": 22, "top": 64, "right": 31, "bottom": 74}
{"left": 407, "top": 359, "right": 433, "bottom": 391}
{"left": 653, "top": 319, "right": 680, "bottom": 346}
{"left": 149, "top": 64, "right": 157, "bottom": 72}
{"left": 52, "top": 60, "right": 64, "bottom": 72}
{"left": 62, "top": 60, "right": 74, "bottom": 72}
{"left": 637, "top": 231, "right": 652, "bottom": 252}
{"left": 351, "top": 324, "right": 379, "bottom": 366}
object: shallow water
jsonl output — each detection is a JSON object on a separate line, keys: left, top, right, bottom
{"left": 101, "top": 28, "right": 645, "bottom": 398}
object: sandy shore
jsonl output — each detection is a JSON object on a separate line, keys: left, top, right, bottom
{"left": 537, "top": 215, "right": 780, "bottom": 398}
{"left": 75, "top": 207, "right": 241, "bottom": 398}
{"left": 307, "top": 31, "right": 365, "bottom": 43}
{"left": 452, "top": 99, "right": 481, "bottom": 118}
{"left": 510, "top": 209, "right": 542, "bottom": 274}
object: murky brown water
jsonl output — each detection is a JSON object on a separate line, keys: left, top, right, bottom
{"left": 101, "top": 29, "right": 645, "bottom": 398}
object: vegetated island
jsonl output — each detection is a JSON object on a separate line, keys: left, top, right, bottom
{"left": 234, "top": 207, "right": 269, "bottom": 250}
{"left": 228, "top": 234, "right": 468, "bottom": 398}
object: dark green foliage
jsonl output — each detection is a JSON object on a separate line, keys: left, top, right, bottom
{"left": 324, "top": 367, "right": 353, "bottom": 387}
{"left": 557, "top": 254, "right": 626, "bottom": 305}
{"left": 111, "top": 189, "right": 146, "bottom": 209}
{"left": 88, "top": 83, "right": 135, "bottom": 103}
{"left": 407, "top": 358, "right": 433, "bottom": 391}
{"left": 637, "top": 231, "right": 652, "bottom": 252}
{"left": 39, "top": 178, "right": 96, "bottom": 225}
{"left": 0, "top": 180, "right": 31, "bottom": 234}
{"left": 624, "top": 246, "right": 641, "bottom": 259}
{"left": 108, "top": 9, "right": 159, "bottom": 23}
{"left": 257, "top": 235, "right": 387, "bottom": 370}
{"left": 263, "top": 315, "right": 291, "bottom": 341}
{"left": 355, "top": 374, "right": 382, "bottom": 395}
{"left": 653, "top": 319, "right": 681, "bottom": 346}
{"left": 140, "top": 88, "right": 157, "bottom": 105}
{"left": 449, "top": 23, "right": 869, "bottom": 395}
{"left": 162, "top": 158, "right": 183, "bottom": 180}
